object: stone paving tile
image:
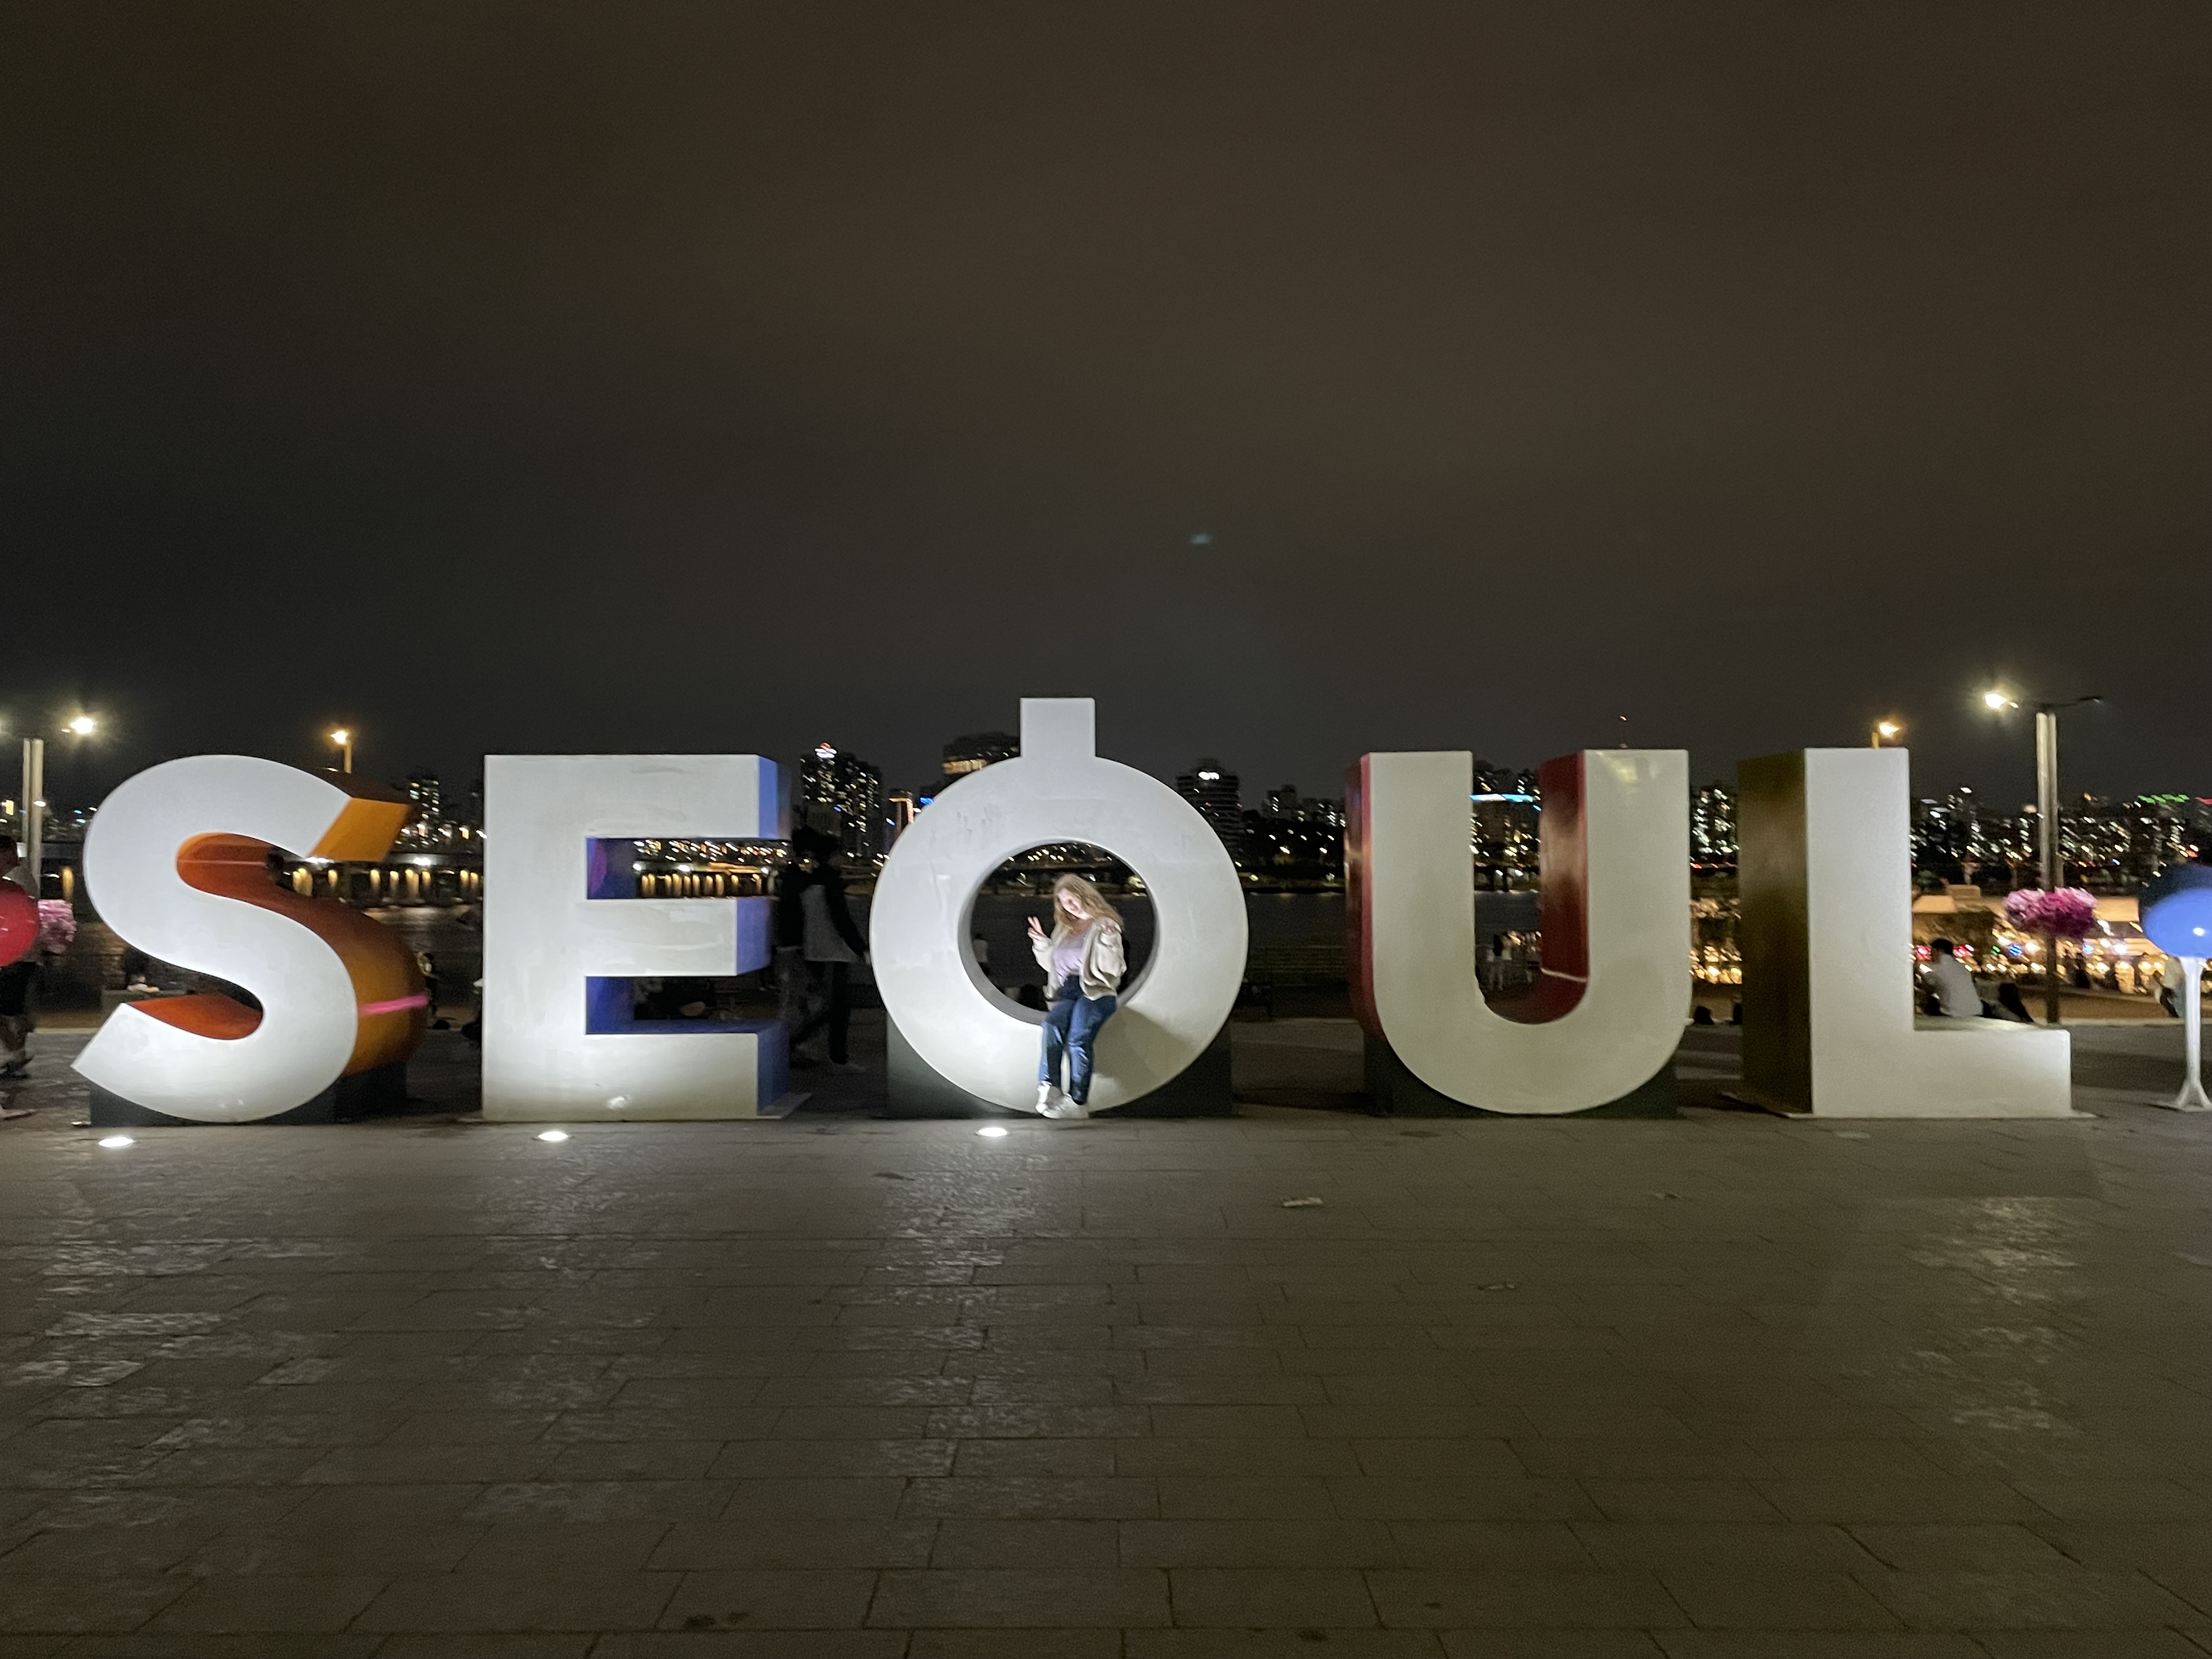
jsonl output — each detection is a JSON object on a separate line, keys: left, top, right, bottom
{"left": 654, "top": 1568, "right": 876, "bottom": 1630}
{"left": 381, "top": 1639, "right": 595, "bottom": 1659}
{"left": 1368, "top": 1569, "right": 1686, "bottom": 1628}
{"left": 1122, "top": 1517, "right": 1401, "bottom": 1568}
{"left": 589, "top": 1636, "right": 902, "bottom": 1657}
{"left": 649, "top": 1518, "right": 934, "bottom": 1571}
{"left": 56, "top": 1639, "right": 382, "bottom": 1658}
{"left": 352, "top": 1569, "right": 681, "bottom": 1632}
{"left": 143, "top": 1573, "right": 387, "bottom": 1633}
{"left": 1978, "top": 1635, "right": 2212, "bottom": 1658}
{"left": 909, "top": 1634, "right": 1123, "bottom": 1659}
{"left": 719, "top": 1477, "right": 907, "bottom": 1519}
{"left": 1430, "top": 1636, "right": 1663, "bottom": 1657}
{"left": 182, "top": 1520, "right": 483, "bottom": 1575}
{"left": 1651, "top": 1637, "right": 1986, "bottom": 1658}
{"left": 1854, "top": 1565, "right": 2207, "bottom": 1629}
{"left": 1170, "top": 1565, "right": 1380, "bottom": 1626}
{"left": 460, "top": 1481, "right": 735, "bottom": 1524}
{"left": 1657, "top": 1566, "right": 1900, "bottom": 1629}
{"left": 870, "top": 1566, "right": 1173, "bottom": 1627}
{"left": 0, "top": 1575, "right": 190, "bottom": 1634}
{"left": 455, "top": 1520, "right": 675, "bottom": 1574}
{"left": 1571, "top": 1520, "right": 1879, "bottom": 1570}
{"left": 929, "top": 1516, "right": 1118, "bottom": 1566}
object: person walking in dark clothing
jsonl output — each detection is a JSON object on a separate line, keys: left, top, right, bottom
{"left": 0, "top": 957, "right": 37, "bottom": 1079}
{"left": 783, "top": 830, "right": 868, "bottom": 1071}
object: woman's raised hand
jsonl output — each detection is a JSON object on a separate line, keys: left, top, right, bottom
{"left": 1026, "top": 916, "right": 1047, "bottom": 940}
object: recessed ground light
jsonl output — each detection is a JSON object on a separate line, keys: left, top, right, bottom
{"left": 975, "top": 1125, "right": 1009, "bottom": 1138}
{"left": 97, "top": 1135, "right": 134, "bottom": 1149}
{"left": 536, "top": 1130, "right": 569, "bottom": 1143}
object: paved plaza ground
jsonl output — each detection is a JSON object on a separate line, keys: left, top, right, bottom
{"left": 2, "top": 1026, "right": 2210, "bottom": 1657}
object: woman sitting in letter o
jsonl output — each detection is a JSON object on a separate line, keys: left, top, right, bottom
{"left": 1026, "top": 874, "right": 1125, "bottom": 1119}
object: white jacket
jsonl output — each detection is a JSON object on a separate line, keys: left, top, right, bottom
{"left": 1032, "top": 921, "right": 1126, "bottom": 1001}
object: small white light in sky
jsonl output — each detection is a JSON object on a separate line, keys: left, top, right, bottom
{"left": 975, "top": 1125, "right": 1009, "bottom": 1138}
{"left": 97, "top": 1135, "right": 134, "bottom": 1149}
{"left": 1189, "top": 532, "right": 1212, "bottom": 545}
{"left": 536, "top": 1130, "right": 569, "bottom": 1142}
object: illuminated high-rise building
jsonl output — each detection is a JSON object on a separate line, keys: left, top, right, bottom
{"left": 1690, "top": 783, "right": 1736, "bottom": 867}
{"left": 1176, "top": 759, "right": 1244, "bottom": 857}
{"left": 404, "top": 770, "right": 443, "bottom": 823}
{"left": 797, "top": 742, "right": 885, "bottom": 862}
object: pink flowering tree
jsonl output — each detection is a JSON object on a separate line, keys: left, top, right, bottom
{"left": 2003, "top": 888, "right": 2098, "bottom": 938}
{"left": 35, "top": 900, "right": 76, "bottom": 956}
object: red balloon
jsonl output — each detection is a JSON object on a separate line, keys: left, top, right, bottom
{"left": 0, "top": 879, "right": 34, "bottom": 968}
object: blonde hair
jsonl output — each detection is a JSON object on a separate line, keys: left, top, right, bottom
{"left": 1050, "top": 873, "right": 1121, "bottom": 939}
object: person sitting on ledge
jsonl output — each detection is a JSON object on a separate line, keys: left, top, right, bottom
{"left": 1028, "top": 874, "right": 1125, "bottom": 1120}
{"left": 1922, "top": 937, "right": 1983, "bottom": 1019}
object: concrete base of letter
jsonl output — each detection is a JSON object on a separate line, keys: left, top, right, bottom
{"left": 885, "top": 1014, "right": 1234, "bottom": 1118}
{"left": 1362, "top": 1036, "right": 1676, "bottom": 1118}
{"left": 88, "top": 1059, "right": 412, "bottom": 1127}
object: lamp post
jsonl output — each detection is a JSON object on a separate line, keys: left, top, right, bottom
{"left": 1982, "top": 689, "right": 2102, "bottom": 1024}
{"left": 328, "top": 727, "right": 354, "bottom": 775}
{"left": 16, "top": 714, "right": 99, "bottom": 901}
{"left": 1871, "top": 719, "right": 1903, "bottom": 748}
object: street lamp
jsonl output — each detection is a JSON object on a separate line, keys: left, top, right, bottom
{"left": 16, "top": 714, "right": 100, "bottom": 901}
{"left": 328, "top": 727, "right": 354, "bottom": 774}
{"left": 1980, "top": 687, "right": 2103, "bottom": 1023}
{"left": 1871, "top": 719, "right": 1903, "bottom": 748}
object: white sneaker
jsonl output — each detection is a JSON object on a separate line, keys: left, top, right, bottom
{"left": 1040, "top": 1097, "right": 1090, "bottom": 1120}
{"left": 1036, "top": 1084, "right": 1064, "bottom": 1113}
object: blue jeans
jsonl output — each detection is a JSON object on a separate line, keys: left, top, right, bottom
{"left": 1040, "top": 991, "right": 1116, "bottom": 1104}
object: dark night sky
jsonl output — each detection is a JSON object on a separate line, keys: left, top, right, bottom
{"left": 5, "top": 3, "right": 2207, "bottom": 814}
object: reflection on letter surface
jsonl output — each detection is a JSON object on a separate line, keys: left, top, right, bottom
{"left": 75, "top": 755, "right": 425, "bottom": 1122}
{"left": 481, "top": 754, "right": 783, "bottom": 1121}
{"left": 1737, "top": 748, "right": 2070, "bottom": 1118}
{"left": 1350, "top": 749, "right": 1689, "bottom": 1114}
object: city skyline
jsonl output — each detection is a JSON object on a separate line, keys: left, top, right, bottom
{"left": 15, "top": 704, "right": 2212, "bottom": 828}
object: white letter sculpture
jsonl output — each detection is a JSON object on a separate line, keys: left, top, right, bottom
{"left": 1351, "top": 750, "right": 1689, "bottom": 1114}
{"left": 1736, "top": 748, "right": 2070, "bottom": 1117}
{"left": 482, "top": 754, "right": 785, "bottom": 1120}
{"left": 871, "top": 698, "right": 1246, "bottom": 1113}
{"left": 76, "top": 755, "right": 426, "bottom": 1122}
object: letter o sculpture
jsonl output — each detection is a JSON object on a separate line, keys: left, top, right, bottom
{"left": 871, "top": 698, "right": 1247, "bottom": 1113}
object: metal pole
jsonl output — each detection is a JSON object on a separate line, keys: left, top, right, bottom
{"left": 2035, "top": 708, "right": 2061, "bottom": 1025}
{"left": 22, "top": 738, "right": 45, "bottom": 904}
{"left": 2174, "top": 958, "right": 2211, "bottom": 1111}
{"left": 342, "top": 737, "right": 353, "bottom": 774}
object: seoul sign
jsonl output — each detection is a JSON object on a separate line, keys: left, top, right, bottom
{"left": 72, "top": 697, "right": 2073, "bottom": 1125}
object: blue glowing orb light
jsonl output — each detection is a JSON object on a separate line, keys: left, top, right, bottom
{"left": 2138, "top": 863, "right": 2212, "bottom": 958}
